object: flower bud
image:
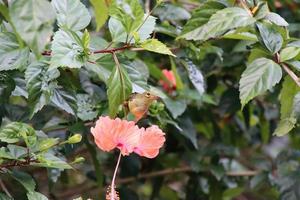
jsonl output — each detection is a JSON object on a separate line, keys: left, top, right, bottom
{"left": 72, "top": 157, "right": 85, "bottom": 164}
{"left": 67, "top": 134, "right": 82, "bottom": 144}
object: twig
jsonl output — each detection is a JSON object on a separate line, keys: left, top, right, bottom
{"left": 41, "top": 45, "right": 132, "bottom": 57}
{"left": 55, "top": 166, "right": 260, "bottom": 198}
{"left": 281, "top": 63, "right": 300, "bottom": 87}
{"left": 116, "top": 166, "right": 192, "bottom": 184}
{"left": 145, "top": 0, "right": 150, "bottom": 14}
{"left": 0, "top": 179, "right": 12, "bottom": 198}
{"left": 0, "top": 159, "right": 38, "bottom": 169}
{"left": 92, "top": 45, "right": 132, "bottom": 54}
{"left": 274, "top": 53, "right": 300, "bottom": 87}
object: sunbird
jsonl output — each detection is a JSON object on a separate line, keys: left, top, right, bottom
{"left": 125, "top": 92, "right": 159, "bottom": 122}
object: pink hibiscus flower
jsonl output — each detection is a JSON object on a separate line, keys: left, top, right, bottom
{"left": 91, "top": 116, "right": 166, "bottom": 158}
{"left": 159, "top": 69, "right": 176, "bottom": 93}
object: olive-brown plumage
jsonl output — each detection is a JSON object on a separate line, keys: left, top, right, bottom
{"left": 127, "top": 92, "right": 159, "bottom": 122}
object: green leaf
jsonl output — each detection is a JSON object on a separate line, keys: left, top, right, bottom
{"left": 280, "top": 77, "right": 300, "bottom": 119}
{"left": 177, "top": 116, "right": 198, "bottom": 149}
{"left": 293, "top": 92, "right": 300, "bottom": 118}
{"left": 51, "top": 88, "right": 76, "bottom": 115}
{"left": 154, "top": 4, "right": 190, "bottom": 22}
{"left": 10, "top": 0, "right": 55, "bottom": 55}
{"left": 12, "top": 77, "right": 28, "bottom": 98}
{"left": 107, "top": 63, "right": 132, "bottom": 117}
{"left": 265, "top": 12, "right": 289, "bottom": 27}
{"left": 0, "top": 193, "right": 13, "bottom": 200}
{"left": 76, "top": 94, "right": 97, "bottom": 121}
{"left": 170, "top": 58, "right": 184, "bottom": 90}
{"left": 109, "top": 0, "right": 144, "bottom": 34}
{"left": 37, "top": 138, "right": 59, "bottom": 152}
{"left": 181, "top": 1, "right": 226, "bottom": 34}
{"left": 108, "top": 17, "right": 127, "bottom": 43}
{"left": 239, "top": 58, "right": 282, "bottom": 107}
{"left": 140, "top": 39, "right": 175, "bottom": 57}
{"left": 0, "top": 122, "right": 36, "bottom": 146}
{"left": 90, "top": 0, "right": 109, "bottom": 31}
{"left": 52, "top": 0, "right": 91, "bottom": 31}
{"left": 85, "top": 61, "right": 111, "bottom": 83}
{"left": 109, "top": 15, "right": 156, "bottom": 43}
{"left": 223, "top": 30, "right": 258, "bottom": 41}
{"left": 256, "top": 22, "right": 283, "bottom": 54}
{"left": 273, "top": 117, "right": 296, "bottom": 137}
{"left": 223, "top": 187, "right": 244, "bottom": 200}
{"left": 0, "top": 32, "right": 29, "bottom": 71}
{"left": 163, "top": 98, "right": 186, "bottom": 119}
{"left": 34, "top": 153, "right": 72, "bottom": 169}
{"left": 11, "top": 170, "right": 36, "bottom": 192}
{"left": 0, "top": 147, "right": 14, "bottom": 159}
{"left": 274, "top": 77, "right": 300, "bottom": 136}
{"left": 180, "top": 7, "right": 255, "bottom": 41}
{"left": 287, "top": 61, "right": 300, "bottom": 71}
{"left": 123, "top": 59, "right": 149, "bottom": 92}
{"left": 51, "top": 29, "right": 89, "bottom": 68}
{"left": 254, "top": 2, "right": 269, "bottom": 20}
{"left": 280, "top": 47, "right": 300, "bottom": 62}
{"left": 7, "top": 144, "right": 27, "bottom": 159}
{"left": 27, "top": 192, "right": 48, "bottom": 200}
{"left": 0, "top": 72, "right": 15, "bottom": 104}
{"left": 181, "top": 60, "right": 205, "bottom": 96}
{"left": 25, "top": 61, "right": 60, "bottom": 117}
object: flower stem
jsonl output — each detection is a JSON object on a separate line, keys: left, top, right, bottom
{"left": 111, "top": 151, "right": 122, "bottom": 200}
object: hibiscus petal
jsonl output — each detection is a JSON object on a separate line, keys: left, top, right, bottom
{"left": 91, "top": 116, "right": 140, "bottom": 155}
{"left": 134, "top": 125, "right": 166, "bottom": 158}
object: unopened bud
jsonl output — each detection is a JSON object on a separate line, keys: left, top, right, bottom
{"left": 72, "top": 157, "right": 85, "bottom": 164}
{"left": 67, "top": 134, "right": 82, "bottom": 144}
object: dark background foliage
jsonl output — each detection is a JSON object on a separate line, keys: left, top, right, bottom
{"left": 1, "top": 0, "right": 300, "bottom": 200}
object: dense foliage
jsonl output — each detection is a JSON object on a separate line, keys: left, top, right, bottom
{"left": 1, "top": 0, "right": 300, "bottom": 199}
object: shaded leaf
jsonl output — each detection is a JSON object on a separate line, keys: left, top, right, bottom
{"left": 256, "top": 22, "right": 283, "bottom": 54}
{"left": 181, "top": 60, "right": 205, "bottom": 96}
{"left": 0, "top": 32, "right": 29, "bottom": 71}
{"left": 0, "top": 72, "right": 15, "bottom": 104}
{"left": 51, "top": 88, "right": 76, "bottom": 115}
{"left": 11, "top": 170, "right": 36, "bottom": 192}
{"left": 0, "top": 193, "right": 13, "bottom": 200}
{"left": 27, "top": 192, "right": 48, "bottom": 200}
{"left": 25, "top": 61, "right": 60, "bottom": 117}
{"left": 153, "top": 3, "right": 190, "bottom": 21}
{"left": 178, "top": 116, "right": 198, "bottom": 149}
{"left": 76, "top": 94, "right": 97, "bottom": 121}
{"left": 163, "top": 98, "right": 186, "bottom": 119}
{"left": 123, "top": 59, "right": 149, "bottom": 92}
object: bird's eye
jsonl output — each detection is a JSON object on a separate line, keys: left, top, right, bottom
{"left": 145, "top": 92, "right": 151, "bottom": 98}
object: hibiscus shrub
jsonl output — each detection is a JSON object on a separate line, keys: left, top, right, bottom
{"left": 1, "top": 0, "right": 300, "bottom": 199}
